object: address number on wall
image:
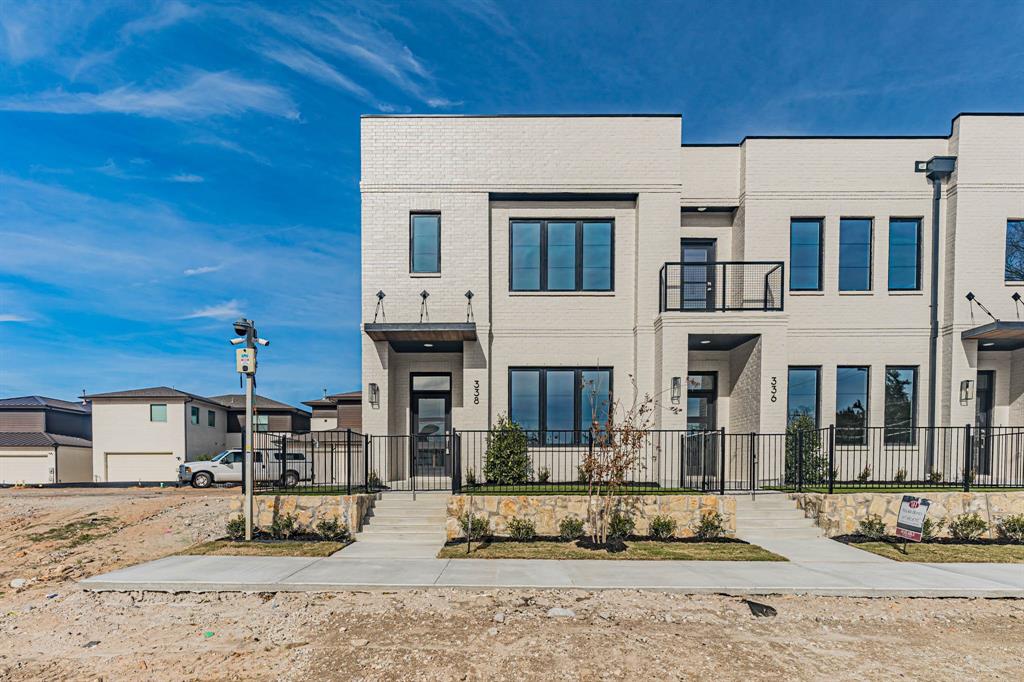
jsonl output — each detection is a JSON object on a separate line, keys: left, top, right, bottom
{"left": 769, "top": 376, "right": 778, "bottom": 403}
{"left": 473, "top": 380, "right": 480, "bottom": 405}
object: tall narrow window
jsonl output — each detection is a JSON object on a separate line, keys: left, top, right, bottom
{"left": 1006, "top": 219, "right": 1024, "bottom": 282}
{"left": 836, "top": 366, "right": 870, "bottom": 445}
{"left": 510, "top": 220, "right": 613, "bottom": 292}
{"left": 839, "top": 218, "right": 872, "bottom": 291}
{"left": 888, "top": 219, "right": 921, "bottom": 290}
{"left": 884, "top": 366, "right": 917, "bottom": 445}
{"left": 190, "top": 406, "right": 200, "bottom": 425}
{"left": 410, "top": 213, "right": 440, "bottom": 273}
{"left": 790, "top": 219, "right": 822, "bottom": 291}
{"left": 545, "top": 370, "right": 576, "bottom": 443}
{"left": 207, "top": 410, "right": 216, "bottom": 427}
{"left": 509, "top": 370, "right": 540, "bottom": 431}
{"left": 580, "top": 368, "right": 611, "bottom": 429}
{"left": 510, "top": 222, "right": 541, "bottom": 291}
{"left": 787, "top": 367, "right": 820, "bottom": 427}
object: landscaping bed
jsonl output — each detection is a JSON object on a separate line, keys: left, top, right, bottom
{"left": 463, "top": 484, "right": 702, "bottom": 496}
{"left": 835, "top": 536, "right": 1024, "bottom": 563}
{"left": 181, "top": 538, "right": 349, "bottom": 557}
{"left": 438, "top": 537, "right": 785, "bottom": 561}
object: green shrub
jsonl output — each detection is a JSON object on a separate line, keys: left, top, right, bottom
{"left": 314, "top": 517, "right": 350, "bottom": 542}
{"left": 537, "top": 467, "right": 550, "bottom": 484}
{"left": 367, "top": 470, "right": 382, "bottom": 490}
{"left": 459, "top": 512, "right": 490, "bottom": 541}
{"left": 483, "top": 414, "right": 531, "bottom": 485}
{"left": 922, "top": 516, "right": 946, "bottom": 542}
{"left": 693, "top": 511, "right": 725, "bottom": 540}
{"left": 270, "top": 512, "right": 298, "bottom": 540}
{"left": 856, "top": 465, "right": 872, "bottom": 483}
{"left": 997, "top": 514, "right": 1024, "bottom": 544}
{"left": 226, "top": 514, "right": 246, "bottom": 541}
{"left": 648, "top": 515, "right": 677, "bottom": 540}
{"left": 858, "top": 514, "right": 887, "bottom": 540}
{"left": 577, "top": 464, "right": 588, "bottom": 484}
{"left": 464, "top": 468, "right": 477, "bottom": 486}
{"left": 893, "top": 468, "right": 907, "bottom": 484}
{"left": 949, "top": 512, "right": 987, "bottom": 541}
{"left": 506, "top": 517, "right": 536, "bottom": 542}
{"left": 928, "top": 469, "right": 943, "bottom": 484}
{"left": 784, "top": 416, "right": 828, "bottom": 484}
{"left": 607, "top": 511, "right": 635, "bottom": 541}
{"left": 559, "top": 516, "right": 585, "bottom": 541}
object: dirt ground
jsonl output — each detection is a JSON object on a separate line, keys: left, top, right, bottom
{"left": 1, "top": 488, "right": 1023, "bottom": 681}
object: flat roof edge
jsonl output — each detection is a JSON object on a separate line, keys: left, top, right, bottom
{"left": 361, "top": 113, "right": 681, "bottom": 119}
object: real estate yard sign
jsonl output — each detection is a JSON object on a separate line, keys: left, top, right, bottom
{"left": 895, "top": 495, "right": 931, "bottom": 542}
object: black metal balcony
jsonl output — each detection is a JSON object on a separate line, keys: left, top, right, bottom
{"left": 659, "top": 261, "right": 784, "bottom": 312}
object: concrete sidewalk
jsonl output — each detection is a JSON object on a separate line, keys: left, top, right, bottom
{"left": 81, "top": 554, "right": 1024, "bottom": 598}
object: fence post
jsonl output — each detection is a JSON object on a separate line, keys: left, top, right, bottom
{"left": 748, "top": 432, "right": 756, "bottom": 498}
{"left": 364, "top": 434, "right": 370, "bottom": 492}
{"left": 719, "top": 427, "right": 726, "bottom": 495}
{"left": 827, "top": 425, "right": 835, "bottom": 495}
{"left": 451, "top": 429, "right": 461, "bottom": 494}
{"left": 963, "top": 423, "right": 972, "bottom": 493}
{"left": 797, "top": 429, "right": 805, "bottom": 492}
{"left": 346, "top": 429, "right": 352, "bottom": 496}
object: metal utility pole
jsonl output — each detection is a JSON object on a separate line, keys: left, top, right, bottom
{"left": 231, "top": 318, "right": 269, "bottom": 541}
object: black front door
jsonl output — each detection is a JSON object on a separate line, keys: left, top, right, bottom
{"left": 410, "top": 373, "right": 452, "bottom": 483}
{"left": 975, "top": 371, "right": 995, "bottom": 475}
{"left": 681, "top": 239, "right": 717, "bottom": 310}
{"left": 684, "top": 372, "right": 718, "bottom": 480}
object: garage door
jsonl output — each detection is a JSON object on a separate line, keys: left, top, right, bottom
{"left": 105, "top": 453, "right": 177, "bottom": 482}
{"left": 0, "top": 454, "right": 52, "bottom": 485}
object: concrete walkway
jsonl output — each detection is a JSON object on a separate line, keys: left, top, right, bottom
{"left": 81, "top": 553, "right": 1024, "bottom": 598}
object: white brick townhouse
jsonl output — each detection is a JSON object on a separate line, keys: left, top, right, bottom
{"left": 360, "top": 113, "right": 1023, "bottom": 472}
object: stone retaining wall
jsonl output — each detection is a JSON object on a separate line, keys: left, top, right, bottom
{"left": 792, "top": 491, "right": 1024, "bottom": 538}
{"left": 445, "top": 494, "right": 735, "bottom": 541}
{"left": 228, "top": 494, "right": 376, "bottom": 533}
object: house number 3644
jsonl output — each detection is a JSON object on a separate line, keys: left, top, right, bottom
{"left": 769, "top": 376, "right": 778, "bottom": 403}
{"left": 473, "top": 380, "right": 480, "bottom": 405}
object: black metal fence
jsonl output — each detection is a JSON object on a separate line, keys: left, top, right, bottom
{"left": 660, "top": 261, "right": 784, "bottom": 312}
{"left": 249, "top": 425, "right": 1023, "bottom": 494}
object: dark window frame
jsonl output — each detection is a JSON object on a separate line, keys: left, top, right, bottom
{"left": 786, "top": 366, "right": 821, "bottom": 428}
{"left": 207, "top": 410, "right": 216, "bottom": 427}
{"left": 507, "top": 366, "right": 613, "bottom": 444}
{"left": 836, "top": 365, "right": 871, "bottom": 446}
{"left": 150, "top": 403, "right": 167, "bottom": 422}
{"left": 1006, "top": 219, "right": 1024, "bottom": 282}
{"left": 883, "top": 365, "right": 918, "bottom": 445}
{"left": 190, "top": 405, "right": 200, "bottom": 425}
{"left": 509, "top": 219, "right": 615, "bottom": 292}
{"left": 409, "top": 212, "right": 441, "bottom": 274}
{"left": 789, "top": 218, "right": 824, "bottom": 291}
{"left": 839, "top": 217, "right": 874, "bottom": 292}
{"left": 255, "top": 414, "right": 270, "bottom": 432}
{"left": 887, "top": 217, "right": 922, "bottom": 291}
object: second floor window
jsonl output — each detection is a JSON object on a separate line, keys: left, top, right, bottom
{"left": 255, "top": 414, "right": 270, "bottom": 432}
{"left": 888, "top": 219, "right": 921, "bottom": 290}
{"left": 207, "top": 410, "right": 216, "bottom": 427}
{"left": 510, "top": 220, "right": 613, "bottom": 292}
{"left": 790, "top": 219, "right": 822, "bottom": 291}
{"left": 839, "top": 218, "right": 872, "bottom": 291}
{"left": 1007, "top": 219, "right": 1024, "bottom": 282}
{"left": 410, "top": 213, "right": 440, "bottom": 273}
{"left": 150, "top": 404, "right": 167, "bottom": 422}
{"left": 836, "top": 366, "right": 869, "bottom": 445}
{"left": 190, "top": 406, "right": 200, "bottom": 425}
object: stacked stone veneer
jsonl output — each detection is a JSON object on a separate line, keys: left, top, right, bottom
{"left": 445, "top": 494, "right": 735, "bottom": 541}
{"left": 792, "top": 491, "right": 1024, "bottom": 539}
{"left": 228, "top": 494, "right": 376, "bottom": 533}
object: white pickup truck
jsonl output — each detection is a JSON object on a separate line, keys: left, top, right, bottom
{"left": 179, "top": 449, "right": 312, "bottom": 488}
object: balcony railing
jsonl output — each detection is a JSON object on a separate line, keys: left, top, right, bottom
{"left": 659, "top": 261, "right": 784, "bottom": 312}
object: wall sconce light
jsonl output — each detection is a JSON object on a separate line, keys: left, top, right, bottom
{"left": 671, "top": 377, "right": 682, "bottom": 404}
{"left": 959, "top": 379, "right": 974, "bottom": 403}
{"left": 368, "top": 382, "right": 380, "bottom": 408}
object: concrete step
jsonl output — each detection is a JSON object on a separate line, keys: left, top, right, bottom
{"left": 361, "top": 522, "right": 444, "bottom": 532}
{"left": 365, "top": 509, "right": 447, "bottom": 520}
{"left": 740, "top": 528, "right": 824, "bottom": 540}
{"left": 739, "top": 518, "right": 819, "bottom": 530}
{"left": 731, "top": 508, "right": 806, "bottom": 518}
{"left": 363, "top": 513, "right": 446, "bottom": 524}
{"left": 355, "top": 532, "right": 448, "bottom": 543}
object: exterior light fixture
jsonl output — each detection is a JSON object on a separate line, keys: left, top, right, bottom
{"left": 424, "top": 343, "right": 434, "bottom": 348}
{"left": 368, "top": 382, "right": 380, "bottom": 408}
{"left": 670, "top": 377, "right": 682, "bottom": 404}
{"left": 981, "top": 341, "right": 995, "bottom": 347}
{"left": 697, "top": 207, "right": 707, "bottom": 212}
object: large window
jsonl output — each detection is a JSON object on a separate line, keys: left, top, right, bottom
{"left": 884, "top": 366, "right": 917, "bottom": 445}
{"left": 888, "top": 219, "right": 921, "bottom": 290}
{"left": 190, "top": 406, "right": 200, "bottom": 425}
{"left": 787, "top": 367, "right": 820, "bottom": 427}
{"left": 1007, "top": 219, "right": 1024, "bottom": 281}
{"left": 836, "top": 366, "right": 869, "bottom": 445}
{"left": 410, "top": 213, "right": 440, "bottom": 273}
{"left": 790, "top": 219, "right": 823, "bottom": 291}
{"left": 839, "top": 218, "right": 872, "bottom": 291}
{"left": 150, "top": 404, "right": 167, "bottom": 422}
{"left": 508, "top": 367, "right": 612, "bottom": 443}
{"left": 255, "top": 414, "right": 269, "bottom": 432}
{"left": 510, "top": 220, "right": 613, "bottom": 292}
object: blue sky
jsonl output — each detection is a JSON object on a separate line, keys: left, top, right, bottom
{"left": 0, "top": 0, "right": 1022, "bottom": 408}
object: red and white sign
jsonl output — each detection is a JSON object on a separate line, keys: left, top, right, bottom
{"left": 895, "top": 495, "right": 931, "bottom": 542}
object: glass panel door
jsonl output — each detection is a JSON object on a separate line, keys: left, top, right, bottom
{"left": 975, "top": 371, "right": 994, "bottom": 475}
{"left": 681, "top": 240, "right": 716, "bottom": 310}
{"left": 685, "top": 373, "right": 717, "bottom": 476}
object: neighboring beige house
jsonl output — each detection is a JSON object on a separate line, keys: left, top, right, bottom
{"left": 210, "top": 394, "right": 311, "bottom": 448}
{"left": 85, "top": 387, "right": 228, "bottom": 482}
{"left": 0, "top": 396, "right": 93, "bottom": 485}
{"left": 303, "top": 390, "right": 362, "bottom": 432}
{"left": 360, "top": 112, "right": 1023, "bottom": 449}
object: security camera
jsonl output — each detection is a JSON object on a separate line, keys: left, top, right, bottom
{"left": 230, "top": 338, "right": 244, "bottom": 346}
{"left": 233, "top": 318, "right": 252, "bottom": 337}
{"left": 256, "top": 338, "right": 270, "bottom": 347}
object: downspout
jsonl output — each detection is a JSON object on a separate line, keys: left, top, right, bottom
{"left": 53, "top": 443, "right": 59, "bottom": 485}
{"left": 915, "top": 156, "right": 956, "bottom": 466}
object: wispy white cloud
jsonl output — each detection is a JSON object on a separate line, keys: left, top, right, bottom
{"left": 0, "top": 314, "right": 31, "bottom": 323}
{"left": 189, "top": 134, "right": 271, "bottom": 165}
{"left": 261, "top": 44, "right": 375, "bottom": 103}
{"left": 95, "top": 158, "right": 145, "bottom": 179}
{"left": 0, "top": 71, "right": 299, "bottom": 121}
{"left": 183, "top": 264, "right": 222, "bottom": 276}
{"left": 120, "top": 1, "right": 199, "bottom": 40}
{"left": 169, "top": 173, "right": 204, "bottom": 183}
{"left": 182, "top": 300, "right": 244, "bottom": 320}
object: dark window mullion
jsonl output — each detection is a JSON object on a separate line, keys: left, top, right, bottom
{"left": 539, "top": 222, "right": 548, "bottom": 291}
{"left": 575, "top": 222, "right": 584, "bottom": 293}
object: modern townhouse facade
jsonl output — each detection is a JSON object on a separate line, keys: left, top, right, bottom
{"left": 360, "top": 113, "right": 1023, "bottom": 487}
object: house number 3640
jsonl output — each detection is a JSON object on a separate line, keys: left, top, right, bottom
{"left": 473, "top": 380, "right": 480, "bottom": 405}
{"left": 769, "top": 376, "right": 778, "bottom": 403}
